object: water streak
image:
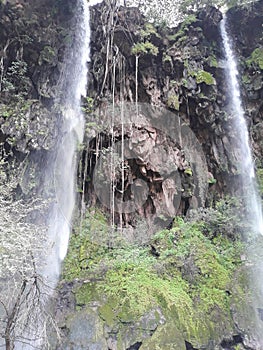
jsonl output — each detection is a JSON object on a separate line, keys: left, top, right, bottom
{"left": 42, "top": 0, "right": 91, "bottom": 288}
{"left": 220, "top": 15, "right": 263, "bottom": 235}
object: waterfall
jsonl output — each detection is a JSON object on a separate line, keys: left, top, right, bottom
{"left": 220, "top": 15, "right": 263, "bottom": 346}
{"left": 42, "top": 0, "right": 90, "bottom": 287}
{"left": 220, "top": 15, "right": 263, "bottom": 235}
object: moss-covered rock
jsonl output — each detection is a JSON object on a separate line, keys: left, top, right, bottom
{"left": 57, "top": 212, "right": 249, "bottom": 349}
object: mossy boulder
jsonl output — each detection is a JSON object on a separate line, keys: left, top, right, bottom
{"left": 56, "top": 212, "right": 252, "bottom": 349}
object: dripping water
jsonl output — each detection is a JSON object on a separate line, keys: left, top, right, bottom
{"left": 220, "top": 15, "right": 263, "bottom": 235}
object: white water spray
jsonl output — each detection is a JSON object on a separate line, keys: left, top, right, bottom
{"left": 220, "top": 15, "right": 263, "bottom": 235}
{"left": 221, "top": 15, "right": 263, "bottom": 347}
{"left": 43, "top": 0, "right": 92, "bottom": 286}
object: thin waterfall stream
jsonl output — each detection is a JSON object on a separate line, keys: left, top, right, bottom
{"left": 220, "top": 15, "right": 263, "bottom": 235}
{"left": 220, "top": 14, "right": 263, "bottom": 345}
{"left": 43, "top": 0, "right": 90, "bottom": 288}
{"left": 11, "top": 2, "right": 92, "bottom": 348}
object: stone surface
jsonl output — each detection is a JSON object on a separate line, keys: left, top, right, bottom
{"left": 1, "top": 0, "right": 263, "bottom": 349}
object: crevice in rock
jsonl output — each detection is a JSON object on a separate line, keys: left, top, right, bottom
{"left": 221, "top": 334, "right": 243, "bottom": 349}
{"left": 185, "top": 340, "right": 199, "bottom": 350}
{"left": 126, "top": 342, "right": 142, "bottom": 350}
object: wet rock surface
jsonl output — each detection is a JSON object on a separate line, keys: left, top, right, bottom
{"left": 1, "top": 0, "right": 263, "bottom": 349}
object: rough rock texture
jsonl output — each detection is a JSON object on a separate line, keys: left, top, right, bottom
{"left": 0, "top": 0, "right": 78, "bottom": 199}
{"left": 1, "top": 0, "right": 263, "bottom": 349}
{"left": 227, "top": 1, "right": 263, "bottom": 166}
{"left": 82, "top": 0, "right": 262, "bottom": 232}
{"left": 53, "top": 2, "right": 263, "bottom": 349}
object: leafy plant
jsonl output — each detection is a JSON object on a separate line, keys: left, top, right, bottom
{"left": 131, "top": 41, "right": 159, "bottom": 56}
{"left": 139, "top": 22, "right": 160, "bottom": 39}
{"left": 167, "top": 94, "right": 180, "bottom": 111}
{"left": 246, "top": 47, "right": 263, "bottom": 70}
{"left": 192, "top": 70, "right": 215, "bottom": 85}
{"left": 2, "top": 60, "right": 30, "bottom": 98}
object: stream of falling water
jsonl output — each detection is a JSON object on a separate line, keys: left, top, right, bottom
{"left": 220, "top": 15, "right": 263, "bottom": 235}
{"left": 14, "top": 2, "right": 92, "bottom": 349}
{"left": 220, "top": 15, "right": 263, "bottom": 346}
{"left": 43, "top": 0, "right": 90, "bottom": 288}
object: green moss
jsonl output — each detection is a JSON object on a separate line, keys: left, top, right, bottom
{"left": 98, "top": 303, "right": 116, "bottom": 326}
{"left": 62, "top": 208, "right": 110, "bottom": 281}
{"left": 131, "top": 41, "right": 159, "bottom": 56}
{"left": 38, "top": 46, "right": 56, "bottom": 65}
{"left": 69, "top": 214, "right": 243, "bottom": 344}
{"left": 167, "top": 94, "right": 180, "bottom": 111}
{"left": 63, "top": 201, "right": 247, "bottom": 347}
{"left": 246, "top": 47, "right": 263, "bottom": 70}
{"left": 256, "top": 168, "right": 263, "bottom": 195}
{"left": 75, "top": 282, "right": 100, "bottom": 305}
{"left": 191, "top": 70, "right": 215, "bottom": 85}
{"left": 208, "top": 55, "right": 218, "bottom": 68}
{"left": 242, "top": 73, "right": 252, "bottom": 84}
{"left": 162, "top": 53, "right": 172, "bottom": 63}
{"left": 139, "top": 23, "right": 160, "bottom": 39}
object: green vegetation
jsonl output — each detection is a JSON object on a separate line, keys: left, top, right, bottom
{"left": 62, "top": 201, "right": 244, "bottom": 343}
{"left": 82, "top": 96, "right": 94, "bottom": 114}
{"left": 139, "top": 22, "right": 160, "bottom": 39}
{"left": 246, "top": 47, "right": 263, "bottom": 70}
{"left": 2, "top": 60, "right": 30, "bottom": 98}
{"left": 38, "top": 46, "right": 57, "bottom": 65}
{"left": 162, "top": 53, "right": 172, "bottom": 63}
{"left": 131, "top": 41, "right": 159, "bottom": 56}
{"left": 0, "top": 100, "right": 32, "bottom": 121}
{"left": 167, "top": 94, "right": 180, "bottom": 111}
{"left": 167, "top": 14, "right": 197, "bottom": 42}
{"left": 207, "top": 55, "right": 218, "bottom": 68}
{"left": 190, "top": 70, "right": 215, "bottom": 85}
{"left": 132, "top": 22, "right": 159, "bottom": 56}
{"left": 256, "top": 168, "right": 263, "bottom": 195}
{"left": 242, "top": 73, "right": 252, "bottom": 84}
{"left": 62, "top": 208, "right": 110, "bottom": 280}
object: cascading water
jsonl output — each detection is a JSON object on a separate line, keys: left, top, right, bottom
{"left": 220, "top": 15, "right": 263, "bottom": 235}
{"left": 220, "top": 14, "right": 263, "bottom": 346}
{"left": 13, "top": 2, "right": 92, "bottom": 349}
{"left": 43, "top": 0, "right": 91, "bottom": 287}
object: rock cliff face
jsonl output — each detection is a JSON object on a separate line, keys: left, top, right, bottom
{"left": 83, "top": 0, "right": 263, "bottom": 232}
{"left": 0, "top": 0, "right": 79, "bottom": 199}
{"left": 1, "top": 0, "right": 263, "bottom": 349}
{"left": 56, "top": 2, "right": 263, "bottom": 350}
{"left": 227, "top": 1, "right": 263, "bottom": 164}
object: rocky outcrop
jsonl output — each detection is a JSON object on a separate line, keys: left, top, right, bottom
{"left": 54, "top": 2, "right": 263, "bottom": 350}
{"left": 0, "top": 0, "right": 79, "bottom": 200}
{"left": 1, "top": 0, "right": 263, "bottom": 349}
{"left": 227, "top": 1, "right": 263, "bottom": 165}
{"left": 81, "top": 0, "right": 261, "bottom": 231}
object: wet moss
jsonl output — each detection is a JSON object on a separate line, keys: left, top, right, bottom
{"left": 131, "top": 41, "right": 159, "bottom": 56}
{"left": 66, "top": 212, "right": 244, "bottom": 346}
{"left": 167, "top": 94, "right": 180, "bottom": 110}
{"left": 256, "top": 168, "right": 263, "bottom": 195}
{"left": 246, "top": 47, "right": 263, "bottom": 70}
